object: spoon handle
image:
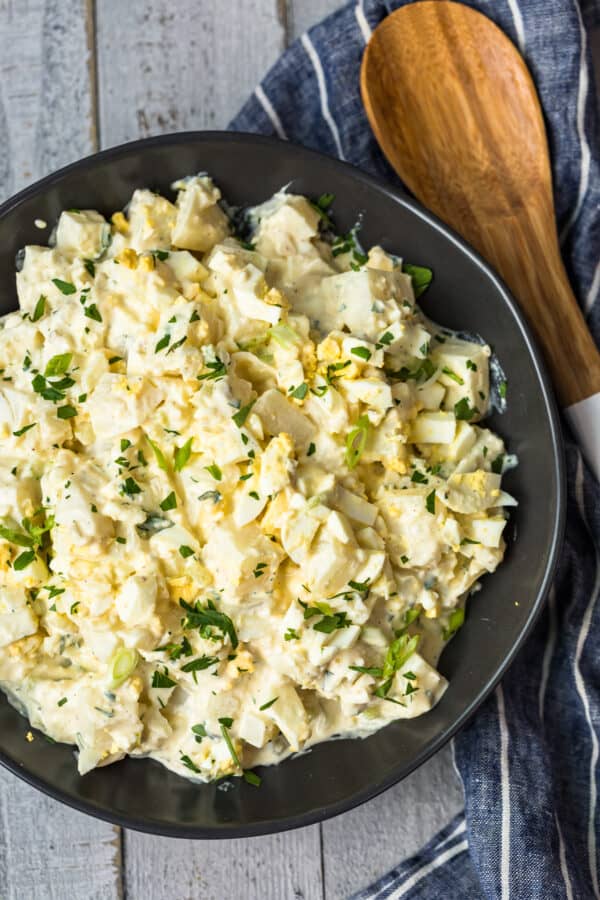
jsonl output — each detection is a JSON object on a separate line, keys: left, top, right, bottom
{"left": 476, "top": 204, "right": 600, "bottom": 477}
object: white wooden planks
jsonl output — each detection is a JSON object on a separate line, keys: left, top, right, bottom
{"left": 95, "top": 0, "right": 286, "bottom": 146}
{"left": 287, "top": 0, "right": 342, "bottom": 40}
{"left": 0, "top": 0, "right": 97, "bottom": 201}
{"left": 124, "top": 826, "right": 323, "bottom": 900}
{"left": 0, "top": 767, "right": 121, "bottom": 900}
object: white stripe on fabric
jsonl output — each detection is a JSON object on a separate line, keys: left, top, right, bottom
{"left": 585, "top": 260, "right": 600, "bottom": 314}
{"left": 506, "top": 0, "right": 525, "bottom": 53}
{"left": 254, "top": 86, "right": 287, "bottom": 140}
{"left": 538, "top": 586, "right": 558, "bottom": 722}
{"left": 387, "top": 840, "right": 470, "bottom": 900}
{"left": 560, "top": 0, "right": 591, "bottom": 243}
{"left": 450, "top": 738, "right": 462, "bottom": 783}
{"left": 536, "top": 580, "right": 578, "bottom": 900}
{"left": 355, "top": 1, "right": 372, "bottom": 43}
{"left": 574, "top": 453, "right": 600, "bottom": 898}
{"left": 301, "top": 33, "right": 345, "bottom": 159}
{"left": 555, "top": 812, "right": 575, "bottom": 900}
{"left": 497, "top": 684, "right": 511, "bottom": 900}
{"left": 433, "top": 818, "right": 467, "bottom": 852}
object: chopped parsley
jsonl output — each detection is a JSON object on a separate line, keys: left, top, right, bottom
{"left": 154, "top": 333, "right": 171, "bottom": 353}
{"left": 181, "top": 655, "right": 219, "bottom": 680}
{"left": 180, "top": 598, "right": 238, "bottom": 648}
{"left": 289, "top": 382, "right": 308, "bottom": 400}
{"left": 402, "top": 262, "right": 433, "bottom": 298}
{"left": 84, "top": 303, "right": 102, "bottom": 322}
{"left": 349, "top": 665, "right": 383, "bottom": 677}
{"left": 121, "top": 476, "right": 141, "bottom": 496}
{"left": 152, "top": 669, "right": 176, "bottom": 689}
{"left": 174, "top": 438, "right": 193, "bottom": 471}
{"left": 259, "top": 697, "right": 278, "bottom": 711}
{"left": 299, "top": 600, "right": 352, "bottom": 634}
{"left": 180, "top": 754, "right": 201, "bottom": 774}
{"left": 425, "top": 490, "right": 436, "bottom": 515}
{"left": 454, "top": 397, "right": 479, "bottom": 421}
{"left": 411, "top": 470, "right": 429, "bottom": 484}
{"left": 191, "top": 723, "right": 207, "bottom": 741}
{"left": 0, "top": 525, "right": 35, "bottom": 548}
{"left": 13, "top": 549, "right": 35, "bottom": 570}
{"left": 348, "top": 578, "right": 370, "bottom": 593}
{"left": 499, "top": 380, "right": 508, "bottom": 399}
{"left": 45, "top": 353, "right": 72, "bottom": 377}
{"left": 232, "top": 401, "right": 255, "bottom": 428}
{"left": 284, "top": 628, "right": 299, "bottom": 641}
{"left": 351, "top": 346, "right": 372, "bottom": 361}
{"left": 52, "top": 278, "right": 76, "bottom": 295}
{"left": 179, "top": 545, "right": 194, "bottom": 558}
{"left": 311, "top": 192, "right": 335, "bottom": 227}
{"left": 31, "top": 295, "right": 46, "bottom": 322}
{"left": 57, "top": 404, "right": 77, "bottom": 419}
{"left": 166, "top": 335, "right": 187, "bottom": 355}
{"left": 307, "top": 442, "right": 316, "bottom": 457}
{"left": 57, "top": 697, "right": 68, "bottom": 707}
{"left": 205, "top": 462, "right": 222, "bottom": 481}
{"left": 442, "top": 366, "right": 464, "bottom": 385}
{"left": 253, "top": 561, "right": 267, "bottom": 578}
{"left": 220, "top": 719, "right": 241, "bottom": 768}
{"left": 146, "top": 436, "right": 168, "bottom": 471}
{"left": 326, "top": 359, "right": 351, "bottom": 384}
{"left": 197, "top": 357, "right": 226, "bottom": 381}
{"left": 157, "top": 636, "right": 192, "bottom": 660}
{"left": 374, "top": 633, "right": 421, "bottom": 698}
{"left": 159, "top": 491, "right": 177, "bottom": 511}
{"left": 12, "top": 422, "right": 37, "bottom": 437}
{"left": 387, "top": 358, "right": 436, "bottom": 383}
{"left": 491, "top": 453, "right": 505, "bottom": 474}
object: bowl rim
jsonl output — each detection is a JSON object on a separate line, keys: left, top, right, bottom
{"left": 0, "top": 130, "right": 566, "bottom": 838}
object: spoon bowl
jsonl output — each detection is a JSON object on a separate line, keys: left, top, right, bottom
{"left": 361, "top": 0, "right": 600, "bottom": 475}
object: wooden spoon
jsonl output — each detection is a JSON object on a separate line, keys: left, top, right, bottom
{"left": 361, "top": 0, "right": 600, "bottom": 478}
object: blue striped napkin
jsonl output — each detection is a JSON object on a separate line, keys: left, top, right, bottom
{"left": 231, "top": 2, "right": 600, "bottom": 897}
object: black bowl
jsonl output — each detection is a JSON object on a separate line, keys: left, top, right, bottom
{"left": 0, "top": 132, "right": 564, "bottom": 837}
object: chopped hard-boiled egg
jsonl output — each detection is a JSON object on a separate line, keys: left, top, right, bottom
{"left": 0, "top": 177, "right": 515, "bottom": 785}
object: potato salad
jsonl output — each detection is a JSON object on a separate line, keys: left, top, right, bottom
{"left": 0, "top": 176, "right": 516, "bottom": 784}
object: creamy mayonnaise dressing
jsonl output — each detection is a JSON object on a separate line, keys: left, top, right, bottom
{"left": 0, "top": 177, "right": 516, "bottom": 783}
